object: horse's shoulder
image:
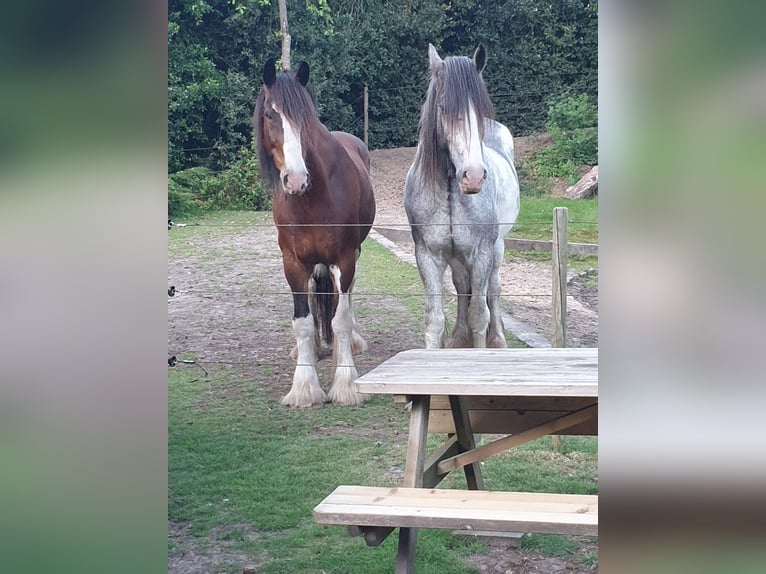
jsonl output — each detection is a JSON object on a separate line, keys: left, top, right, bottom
{"left": 330, "top": 131, "right": 371, "bottom": 170}
{"left": 483, "top": 120, "right": 515, "bottom": 165}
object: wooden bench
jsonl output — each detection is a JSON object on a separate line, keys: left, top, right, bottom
{"left": 314, "top": 485, "right": 598, "bottom": 538}
{"left": 329, "top": 349, "right": 599, "bottom": 572}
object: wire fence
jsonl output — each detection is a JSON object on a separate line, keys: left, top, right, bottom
{"left": 168, "top": 79, "right": 599, "bottom": 375}
{"left": 168, "top": 222, "right": 598, "bottom": 376}
{"left": 167, "top": 220, "right": 598, "bottom": 228}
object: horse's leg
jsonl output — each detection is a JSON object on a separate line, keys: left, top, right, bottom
{"left": 415, "top": 246, "right": 448, "bottom": 349}
{"left": 289, "top": 273, "right": 321, "bottom": 360}
{"left": 348, "top": 275, "right": 368, "bottom": 355}
{"left": 448, "top": 259, "right": 473, "bottom": 348}
{"left": 327, "top": 258, "right": 369, "bottom": 405}
{"left": 467, "top": 255, "right": 492, "bottom": 348}
{"left": 486, "top": 239, "right": 508, "bottom": 348}
{"left": 281, "top": 257, "right": 326, "bottom": 408}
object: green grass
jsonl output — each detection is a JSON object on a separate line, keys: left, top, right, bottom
{"left": 169, "top": 210, "right": 597, "bottom": 572}
{"left": 505, "top": 196, "right": 598, "bottom": 268}
{"left": 355, "top": 236, "right": 425, "bottom": 319}
{"left": 511, "top": 197, "right": 598, "bottom": 244}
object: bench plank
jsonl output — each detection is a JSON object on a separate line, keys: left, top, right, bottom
{"left": 314, "top": 486, "right": 598, "bottom": 537}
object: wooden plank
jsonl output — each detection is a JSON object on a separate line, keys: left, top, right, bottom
{"left": 437, "top": 404, "right": 598, "bottom": 474}
{"left": 392, "top": 395, "right": 597, "bottom": 434}
{"left": 426, "top": 408, "right": 598, "bottom": 435}
{"left": 403, "top": 396, "right": 430, "bottom": 488}
{"left": 504, "top": 237, "right": 598, "bottom": 258}
{"left": 422, "top": 435, "right": 461, "bottom": 488}
{"left": 397, "top": 395, "right": 430, "bottom": 570}
{"left": 355, "top": 348, "right": 598, "bottom": 397}
{"left": 373, "top": 226, "right": 598, "bottom": 258}
{"left": 396, "top": 525, "right": 417, "bottom": 574}
{"left": 318, "top": 486, "right": 597, "bottom": 509}
{"left": 313, "top": 486, "right": 598, "bottom": 537}
{"left": 398, "top": 395, "right": 596, "bottom": 412}
{"left": 449, "top": 396, "right": 484, "bottom": 490}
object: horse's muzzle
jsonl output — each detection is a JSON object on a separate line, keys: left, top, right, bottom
{"left": 459, "top": 167, "right": 487, "bottom": 194}
{"left": 282, "top": 171, "right": 310, "bottom": 195}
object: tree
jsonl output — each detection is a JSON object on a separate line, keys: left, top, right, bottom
{"left": 167, "top": 0, "right": 598, "bottom": 169}
{"left": 278, "top": 0, "right": 291, "bottom": 69}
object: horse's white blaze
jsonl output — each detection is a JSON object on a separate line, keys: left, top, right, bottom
{"left": 452, "top": 105, "right": 485, "bottom": 192}
{"left": 281, "top": 314, "right": 326, "bottom": 407}
{"left": 276, "top": 104, "right": 308, "bottom": 193}
{"left": 327, "top": 265, "right": 369, "bottom": 405}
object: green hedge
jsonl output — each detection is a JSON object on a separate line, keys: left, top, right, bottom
{"left": 168, "top": 147, "right": 271, "bottom": 218}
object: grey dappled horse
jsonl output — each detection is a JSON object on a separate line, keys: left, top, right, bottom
{"left": 404, "top": 44, "right": 520, "bottom": 349}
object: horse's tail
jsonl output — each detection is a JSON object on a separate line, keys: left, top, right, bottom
{"left": 310, "top": 264, "right": 335, "bottom": 346}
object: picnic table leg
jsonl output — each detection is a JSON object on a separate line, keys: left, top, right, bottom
{"left": 396, "top": 394, "right": 430, "bottom": 574}
{"left": 448, "top": 395, "right": 485, "bottom": 490}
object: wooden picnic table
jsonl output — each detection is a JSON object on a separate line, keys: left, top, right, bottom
{"left": 315, "top": 347, "right": 598, "bottom": 574}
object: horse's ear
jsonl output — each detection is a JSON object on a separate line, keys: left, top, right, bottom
{"left": 473, "top": 44, "right": 487, "bottom": 73}
{"left": 263, "top": 58, "right": 277, "bottom": 86}
{"left": 428, "top": 43, "right": 443, "bottom": 71}
{"left": 296, "top": 61, "right": 310, "bottom": 86}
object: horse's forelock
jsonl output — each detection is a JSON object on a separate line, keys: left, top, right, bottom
{"left": 441, "top": 57, "right": 494, "bottom": 138}
{"left": 270, "top": 72, "right": 319, "bottom": 143}
{"left": 416, "top": 69, "right": 449, "bottom": 187}
{"left": 254, "top": 71, "right": 320, "bottom": 189}
{"left": 415, "top": 55, "right": 494, "bottom": 189}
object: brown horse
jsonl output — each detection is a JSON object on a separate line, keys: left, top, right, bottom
{"left": 253, "top": 58, "right": 376, "bottom": 407}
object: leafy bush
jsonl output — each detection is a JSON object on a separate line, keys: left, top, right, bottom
{"left": 546, "top": 93, "right": 598, "bottom": 132}
{"left": 529, "top": 93, "right": 598, "bottom": 186}
{"left": 168, "top": 166, "right": 212, "bottom": 218}
{"left": 209, "top": 146, "right": 271, "bottom": 211}
{"left": 167, "top": 146, "right": 271, "bottom": 217}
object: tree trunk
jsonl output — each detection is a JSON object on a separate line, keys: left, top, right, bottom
{"left": 278, "top": 0, "right": 291, "bottom": 70}
{"left": 564, "top": 165, "right": 598, "bottom": 199}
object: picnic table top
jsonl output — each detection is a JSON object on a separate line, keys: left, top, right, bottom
{"left": 354, "top": 347, "right": 598, "bottom": 398}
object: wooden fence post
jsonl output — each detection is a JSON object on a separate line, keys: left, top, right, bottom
{"left": 551, "top": 207, "right": 568, "bottom": 453}
{"left": 551, "top": 207, "right": 568, "bottom": 348}
{"left": 364, "top": 84, "right": 369, "bottom": 148}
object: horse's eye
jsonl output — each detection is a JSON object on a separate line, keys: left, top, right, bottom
{"left": 264, "top": 111, "right": 273, "bottom": 120}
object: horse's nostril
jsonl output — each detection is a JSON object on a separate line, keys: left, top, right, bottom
{"left": 482, "top": 169, "right": 487, "bottom": 180}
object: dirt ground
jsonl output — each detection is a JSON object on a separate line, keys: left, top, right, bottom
{"left": 168, "top": 135, "right": 598, "bottom": 573}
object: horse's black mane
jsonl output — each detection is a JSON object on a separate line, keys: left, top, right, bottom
{"left": 415, "top": 55, "right": 495, "bottom": 188}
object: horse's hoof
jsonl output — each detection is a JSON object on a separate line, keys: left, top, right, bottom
{"left": 327, "top": 385, "right": 372, "bottom": 407}
{"left": 280, "top": 392, "right": 326, "bottom": 408}
{"left": 279, "top": 395, "right": 325, "bottom": 409}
